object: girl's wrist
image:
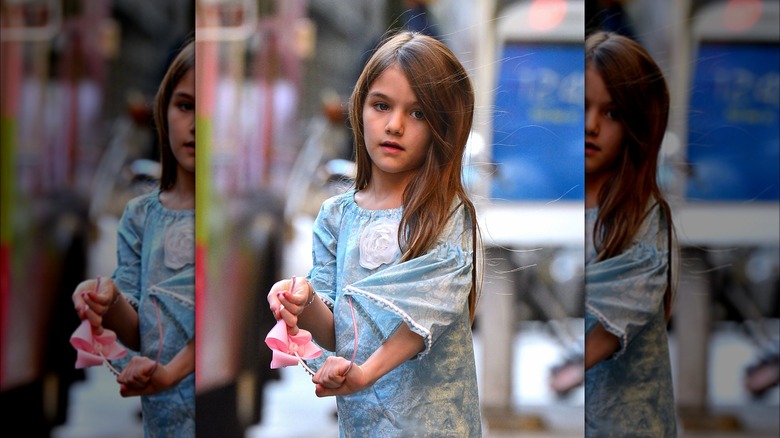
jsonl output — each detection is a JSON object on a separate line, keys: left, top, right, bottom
{"left": 354, "top": 363, "right": 375, "bottom": 387}
{"left": 304, "top": 281, "right": 316, "bottom": 307}
{"left": 106, "top": 288, "right": 121, "bottom": 314}
{"left": 101, "top": 286, "right": 121, "bottom": 317}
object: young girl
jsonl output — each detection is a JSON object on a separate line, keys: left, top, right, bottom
{"left": 267, "top": 31, "right": 482, "bottom": 436}
{"left": 583, "top": 31, "right": 677, "bottom": 436}
{"left": 71, "top": 39, "right": 195, "bottom": 436}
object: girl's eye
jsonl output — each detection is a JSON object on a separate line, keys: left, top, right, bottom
{"left": 174, "top": 100, "right": 194, "bottom": 112}
{"left": 605, "top": 109, "right": 618, "bottom": 120}
{"left": 411, "top": 110, "right": 425, "bottom": 120}
{"left": 374, "top": 102, "right": 389, "bottom": 111}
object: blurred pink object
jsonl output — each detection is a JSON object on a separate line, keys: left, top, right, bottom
{"left": 265, "top": 319, "right": 322, "bottom": 369}
{"left": 70, "top": 319, "right": 127, "bottom": 369}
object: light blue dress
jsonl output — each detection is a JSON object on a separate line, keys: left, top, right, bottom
{"left": 111, "top": 189, "right": 195, "bottom": 437}
{"left": 307, "top": 190, "right": 482, "bottom": 437}
{"left": 584, "top": 203, "right": 676, "bottom": 437}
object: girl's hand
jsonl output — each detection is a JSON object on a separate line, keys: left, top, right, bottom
{"left": 118, "top": 356, "right": 175, "bottom": 397}
{"left": 313, "top": 356, "right": 369, "bottom": 397}
{"left": 117, "top": 356, "right": 156, "bottom": 394}
{"left": 72, "top": 278, "right": 117, "bottom": 334}
{"left": 267, "top": 277, "right": 312, "bottom": 335}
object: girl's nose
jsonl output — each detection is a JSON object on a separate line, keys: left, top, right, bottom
{"left": 585, "top": 109, "right": 598, "bottom": 137}
{"left": 385, "top": 111, "right": 404, "bottom": 135}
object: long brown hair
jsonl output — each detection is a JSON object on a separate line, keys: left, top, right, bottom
{"left": 350, "top": 31, "right": 481, "bottom": 321}
{"left": 155, "top": 38, "right": 195, "bottom": 191}
{"left": 586, "top": 31, "right": 675, "bottom": 320}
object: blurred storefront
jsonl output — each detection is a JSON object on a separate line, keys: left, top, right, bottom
{"left": 1, "top": 1, "right": 193, "bottom": 435}
{"left": 588, "top": 0, "right": 780, "bottom": 435}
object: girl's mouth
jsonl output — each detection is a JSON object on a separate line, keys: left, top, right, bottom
{"left": 585, "top": 142, "right": 600, "bottom": 153}
{"left": 380, "top": 141, "right": 404, "bottom": 152}
{"left": 185, "top": 142, "right": 195, "bottom": 149}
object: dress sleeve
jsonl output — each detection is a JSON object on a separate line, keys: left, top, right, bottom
{"left": 111, "top": 199, "right": 146, "bottom": 307}
{"left": 344, "top": 207, "right": 473, "bottom": 359}
{"left": 307, "top": 199, "right": 341, "bottom": 308}
{"left": 585, "top": 207, "right": 669, "bottom": 359}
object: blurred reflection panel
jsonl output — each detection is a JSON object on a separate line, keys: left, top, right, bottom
{"left": 687, "top": 42, "right": 779, "bottom": 201}
{"left": 491, "top": 42, "right": 584, "bottom": 201}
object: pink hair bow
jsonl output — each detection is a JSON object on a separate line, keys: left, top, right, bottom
{"left": 70, "top": 319, "right": 127, "bottom": 374}
{"left": 265, "top": 319, "right": 322, "bottom": 374}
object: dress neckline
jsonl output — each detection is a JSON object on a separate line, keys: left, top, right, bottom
{"left": 347, "top": 189, "right": 403, "bottom": 214}
{"left": 154, "top": 188, "right": 195, "bottom": 214}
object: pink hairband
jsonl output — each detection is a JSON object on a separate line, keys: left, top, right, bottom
{"left": 265, "top": 276, "right": 359, "bottom": 378}
{"left": 70, "top": 276, "right": 163, "bottom": 377}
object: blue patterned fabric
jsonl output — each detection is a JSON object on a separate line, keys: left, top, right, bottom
{"left": 584, "top": 203, "right": 677, "bottom": 437}
{"left": 307, "top": 190, "right": 482, "bottom": 437}
{"left": 111, "top": 189, "right": 195, "bottom": 437}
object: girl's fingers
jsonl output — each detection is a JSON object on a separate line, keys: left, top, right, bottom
{"left": 277, "top": 305, "right": 299, "bottom": 333}
{"left": 277, "top": 292, "right": 300, "bottom": 315}
{"left": 325, "top": 373, "right": 346, "bottom": 388}
{"left": 313, "top": 357, "right": 350, "bottom": 389}
{"left": 268, "top": 279, "right": 292, "bottom": 316}
{"left": 81, "top": 301, "right": 105, "bottom": 332}
{"left": 268, "top": 278, "right": 309, "bottom": 334}
{"left": 277, "top": 284, "right": 308, "bottom": 316}
{"left": 87, "top": 279, "right": 114, "bottom": 308}
{"left": 118, "top": 358, "right": 153, "bottom": 389}
{"left": 76, "top": 303, "right": 88, "bottom": 320}
{"left": 73, "top": 279, "right": 96, "bottom": 317}
{"left": 288, "top": 281, "right": 308, "bottom": 306}
{"left": 277, "top": 278, "right": 307, "bottom": 308}
{"left": 81, "top": 278, "right": 114, "bottom": 317}
{"left": 80, "top": 302, "right": 104, "bottom": 333}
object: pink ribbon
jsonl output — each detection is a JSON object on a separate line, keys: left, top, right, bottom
{"left": 70, "top": 319, "right": 127, "bottom": 369}
{"left": 265, "top": 319, "right": 322, "bottom": 370}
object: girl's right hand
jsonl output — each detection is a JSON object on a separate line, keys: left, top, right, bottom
{"left": 72, "top": 278, "right": 117, "bottom": 334}
{"left": 267, "top": 277, "right": 312, "bottom": 335}
{"left": 313, "top": 357, "right": 369, "bottom": 397}
{"left": 117, "top": 355, "right": 157, "bottom": 395}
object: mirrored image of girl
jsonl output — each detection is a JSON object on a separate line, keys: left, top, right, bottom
{"left": 267, "top": 31, "right": 482, "bottom": 436}
{"left": 71, "top": 38, "right": 195, "bottom": 437}
{"left": 583, "top": 31, "right": 677, "bottom": 437}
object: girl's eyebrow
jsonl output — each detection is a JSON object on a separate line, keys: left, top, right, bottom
{"left": 173, "top": 91, "right": 194, "bottom": 100}
{"left": 367, "top": 91, "right": 391, "bottom": 100}
{"left": 585, "top": 96, "right": 614, "bottom": 106}
{"left": 366, "top": 90, "right": 419, "bottom": 106}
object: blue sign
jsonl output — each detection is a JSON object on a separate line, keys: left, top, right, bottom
{"left": 687, "top": 43, "right": 780, "bottom": 201}
{"left": 491, "top": 43, "right": 584, "bottom": 201}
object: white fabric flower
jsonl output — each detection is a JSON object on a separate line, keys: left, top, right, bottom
{"left": 359, "top": 218, "right": 401, "bottom": 270}
{"left": 164, "top": 218, "right": 195, "bottom": 270}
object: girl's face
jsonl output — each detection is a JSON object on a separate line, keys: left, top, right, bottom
{"left": 168, "top": 68, "right": 196, "bottom": 178}
{"left": 585, "top": 66, "right": 624, "bottom": 177}
{"left": 362, "top": 65, "right": 432, "bottom": 182}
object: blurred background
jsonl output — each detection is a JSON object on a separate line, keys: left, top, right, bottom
{"left": 585, "top": 1, "right": 779, "bottom": 436}
{"left": 1, "top": 0, "right": 777, "bottom": 437}
{"left": 1, "top": 0, "right": 194, "bottom": 436}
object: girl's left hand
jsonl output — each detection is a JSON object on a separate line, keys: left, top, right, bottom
{"left": 313, "top": 356, "right": 369, "bottom": 397}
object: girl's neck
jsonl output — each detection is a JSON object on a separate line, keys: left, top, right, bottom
{"left": 585, "top": 171, "right": 611, "bottom": 209}
{"left": 355, "top": 172, "right": 412, "bottom": 210}
{"left": 159, "top": 173, "right": 195, "bottom": 210}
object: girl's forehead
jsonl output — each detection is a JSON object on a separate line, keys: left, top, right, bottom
{"left": 368, "top": 65, "right": 416, "bottom": 94}
{"left": 585, "top": 67, "right": 610, "bottom": 96}
{"left": 175, "top": 69, "right": 195, "bottom": 88}
{"left": 372, "top": 64, "right": 401, "bottom": 81}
